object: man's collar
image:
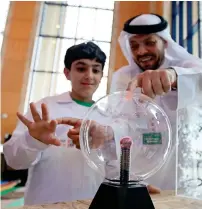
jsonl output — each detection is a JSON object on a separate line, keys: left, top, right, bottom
{"left": 160, "top": 58, "right": 170, "bottom": 69}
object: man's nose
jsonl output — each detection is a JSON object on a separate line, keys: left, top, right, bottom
{"left": 137, "top": 45, "right": 148, "bottom": 55}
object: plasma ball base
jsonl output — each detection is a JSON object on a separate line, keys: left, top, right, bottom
{"left": 89, "top": 182, "right": 155, "bottom": 209}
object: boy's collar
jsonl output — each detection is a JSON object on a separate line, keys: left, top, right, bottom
{"left": 56, "top": 91, "right": 74, "bottom": 104}
{"left": 56, "top": 91, "right": 94, "bottom": 105}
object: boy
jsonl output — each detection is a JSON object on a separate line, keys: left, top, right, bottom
{"left": 3, "top": 42, "right": 107, "bottom": 205}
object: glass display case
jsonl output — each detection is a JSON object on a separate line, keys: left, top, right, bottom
{"left": 176, "top": 106, "right": 202, "bottom": 200}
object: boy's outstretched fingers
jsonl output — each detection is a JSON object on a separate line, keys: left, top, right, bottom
{"left": 17, "top": 112, "right": 33, "bottom": 128}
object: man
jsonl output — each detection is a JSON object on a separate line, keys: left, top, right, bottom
{"left": 110, "top": 13, "right": 202, "bottom": 190}
{"left": 3, "top": 42, "right": 108, "bottom": 205}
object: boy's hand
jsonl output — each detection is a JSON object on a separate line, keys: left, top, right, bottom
{"left": 17, "top": 103, "right": 61, "bottom": 146}
{"left": 56, "top": 118, "right": 114, "bottom": 149}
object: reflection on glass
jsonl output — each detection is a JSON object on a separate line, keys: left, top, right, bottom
{"left": 75, "top": 39, "right": 89, "bottom": 45}
{"left": 30, "top": 72, "right": 52, "bottom": 102}
{"left": 0, "top": 1, "right": 10, "bottom": 32}
{"left": 0, "top": 34, "right": 3, "bottom": 50}
{"left": 96, "top": 42, "right": 110, "bottom": 58}
{"left": 54, "top": 39, "right": 75, "bottom": 73}
{"left": 176, "top": 106, "right": 202, "bottom": 200}
{"left": 51, "top": 1, "right": 68, "bottom": 4}
{"left": 93, "top": 77, "right": 108, "bottom": 101}
{"left": 51, "top": 0, "right": 114, "bottom": 9}
{"left": 95, "top": 42, "right": 110, "bottom": 77}
{"left": 103, "top": 61, "right": 109, "bottom": 77}
{"left": 80, "top": 0, "right": 96, "bottom": 8}
{"left": 34, "top": 37, "right": 57, "bottom": 71}
{"left": 60, "top": 6, "right": 79, "bottom": 38}
{"left": 95, "top": 1, "right": 114, "bottom": 9}
{"left": 26, "top": 1, "right": 114, "bottom": 112}
{"left": 67, "top": 0, "right": 81, "bottom": 6}
{"left": 0, "top": 1, "right": 10, "bottom": 50}
{"left": 94, "top": 10, "right": 113, "bottom": 42}
{"left": 200, "top": 2, "right": 202, "bottom": 57}
{"left": 76, "top": 8, "right": 96, "bottom": 39}
{"left": 41, "top": 4, "right": 61, "bottom": 36}
{"left": 51, "top": 73, "right": 72, "bottom": 95}
{"left": 80, "top": 92, "right": 172, "bottom": 182}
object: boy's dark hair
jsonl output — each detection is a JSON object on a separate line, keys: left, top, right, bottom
{"left": 64, "top": 41, "right": 107, "bottom": 70}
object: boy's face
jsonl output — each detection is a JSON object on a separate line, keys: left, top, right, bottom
{"left": 64, "top": 59, "right": 103, "bottom": 101}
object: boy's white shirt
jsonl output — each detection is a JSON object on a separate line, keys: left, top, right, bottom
{"left": 3, "top": 92, "right": 110, "bottom": 205}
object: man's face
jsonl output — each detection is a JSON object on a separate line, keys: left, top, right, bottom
{"left": 64, "top": 59, "right": 103, "bottom": 101}
{"left": 129, "top": 34, "right": 167, "bottom": 71}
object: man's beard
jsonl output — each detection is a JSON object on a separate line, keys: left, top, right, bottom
{"left": 137, "top": 59, "right": 161, "bottom": 71}
{"left": 135, "top": 53, "right": 165, "bottom": 72}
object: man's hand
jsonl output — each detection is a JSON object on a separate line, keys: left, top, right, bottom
{"left": 56, "top": 118, "right": 114, "bottom": 149}
{"left": 17, "top": 103, "right": 61, "bottom": 146}
{"left": 147, "top": 184, "right": 161, "bottom": 194}
{"left": 127, "top": 69, "right": 177, "bottom": 99}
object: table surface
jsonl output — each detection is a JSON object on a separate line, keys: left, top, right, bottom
{"left": 14, "top": 191, "right": 202, "bottom": 209}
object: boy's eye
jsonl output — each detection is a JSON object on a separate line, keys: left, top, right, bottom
{"left": 77, "top": 67, "right": 85, "bottom": 72}
{"left": 93, "top": 69, "right": 101, "bottom": 74}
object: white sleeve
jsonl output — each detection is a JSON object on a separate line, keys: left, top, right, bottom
{"left": 110, "top": 70, "right": 131, "bottom": 93}
{"left": 171, "top": 61, "right": 202, "bottom": 109}
{"left": 3, "top": 100, "right": 49, "bottom": 170}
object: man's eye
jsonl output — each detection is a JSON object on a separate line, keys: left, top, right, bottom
{"left": 146, "top": 41, "right": 156, "bottom": 46}
{"left": 131, "top": 44, "right": 139, "bottom": 50}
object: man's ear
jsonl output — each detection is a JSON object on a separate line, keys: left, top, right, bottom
{"left": 64, "top": 68, "right": 70, "bottom": 80}
{"left": 164, "top": 40, "right": 168, "bottom": 48}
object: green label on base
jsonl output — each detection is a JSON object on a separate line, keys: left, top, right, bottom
{"left": 143, "top": 133, "right": 162, "bottom": 145}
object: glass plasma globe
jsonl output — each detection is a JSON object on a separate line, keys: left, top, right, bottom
{"left": 79, "top": 91, "right": 172, "bottom": 183}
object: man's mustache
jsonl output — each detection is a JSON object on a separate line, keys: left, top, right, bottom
{"left": 137, "top": 54, "right": 156, "bottom": 60}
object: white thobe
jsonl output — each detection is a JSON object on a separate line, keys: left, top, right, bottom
{"left": 110, "top": 58, "right": 202, "bottom": 190}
